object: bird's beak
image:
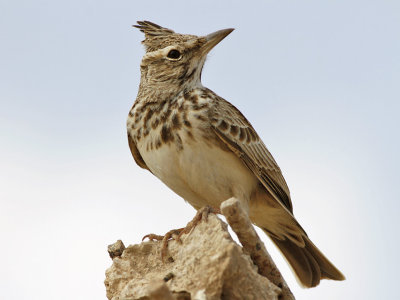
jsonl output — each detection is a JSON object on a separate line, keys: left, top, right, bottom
{"left": 201, "top": 28, "right": 234, "bottom": 56}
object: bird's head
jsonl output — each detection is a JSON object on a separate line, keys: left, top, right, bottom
{"left": 134, "top": 21, "right": 233, "bottom": 93}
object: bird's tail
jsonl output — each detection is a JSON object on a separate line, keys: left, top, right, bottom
{"left": 265, "top": 229, "right": 345, "bottom": 288}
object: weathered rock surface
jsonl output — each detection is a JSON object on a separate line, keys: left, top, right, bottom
{"left": 105, "top": 214, "right": 281, "bottom": 300}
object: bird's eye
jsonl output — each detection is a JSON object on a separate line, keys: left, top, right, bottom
{"left": 167, "top": 49, "right": 181, "bottom": 60}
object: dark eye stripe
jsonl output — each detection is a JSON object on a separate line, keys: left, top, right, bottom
{"left": 167, "top": 49, "right": 181, "bottom": 59}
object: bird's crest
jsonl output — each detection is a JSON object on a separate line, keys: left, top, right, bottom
{"left": 133, "top": 20, "right": 197, "bottom": 52}
{"left": 133, "top": 21, "right": 175, "bottom": 37}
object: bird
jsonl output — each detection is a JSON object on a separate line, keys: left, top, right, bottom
{"left": 127, "top": 20, "right": 345, "bottom": 288}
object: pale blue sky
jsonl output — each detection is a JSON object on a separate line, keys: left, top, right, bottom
{"left": 1, "top": 1, "right": 399, "bottom": 299}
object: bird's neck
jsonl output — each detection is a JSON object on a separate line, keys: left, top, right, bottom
{"left": 136, "top": 74, "right": 203, "bottom": 105}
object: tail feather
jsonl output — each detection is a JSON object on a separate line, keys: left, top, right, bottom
{"left": 267, "top": 231, "right": 345, "bottom": 288}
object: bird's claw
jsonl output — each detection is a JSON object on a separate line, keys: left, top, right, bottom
{"left": 141, "top": 206, "right": 220, "bottom": 261}
{"left": 142, "top": 228, "right": 184, "bottom": 261}
{"left": 142, "top": 233, "right": 164, "bottom": 242}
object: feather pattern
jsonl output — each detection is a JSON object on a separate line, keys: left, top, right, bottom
{"left": 209, "top": 90, "right": 293, "bottom": 213}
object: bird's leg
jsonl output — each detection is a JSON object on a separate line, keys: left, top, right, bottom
{"left": 142, "top": 206, "right": 220, "bottom": 261}
{"left": 176, "top": 206, "right": 221, "bottom": 242}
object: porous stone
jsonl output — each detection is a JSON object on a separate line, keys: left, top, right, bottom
{"left": 104, "top": 214, "right": 281, "bottom": 300}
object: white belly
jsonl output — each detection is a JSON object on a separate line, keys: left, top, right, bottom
{"left": 137, "top": 126, "right": 258, "bottom": 210}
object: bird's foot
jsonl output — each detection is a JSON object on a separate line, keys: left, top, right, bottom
{"left": 142, "top": 206, "right": 220, "bottom": 261}
{"left": 176, "top": 206, "right": 221, "bottom": 241}
{"left": 142, "top": 228, "right": 185, "bottom": 260}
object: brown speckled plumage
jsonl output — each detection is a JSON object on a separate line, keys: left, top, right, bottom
{"left": 127, "top": 20, "right": 345, "bottom": 288}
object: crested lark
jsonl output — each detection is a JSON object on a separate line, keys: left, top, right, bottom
{"left": 127, "top": 21, "right": 345, "bottom": 288}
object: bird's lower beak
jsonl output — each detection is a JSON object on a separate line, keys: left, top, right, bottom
{"left": 201, "top": 28, "right": 234, "bottom": 56}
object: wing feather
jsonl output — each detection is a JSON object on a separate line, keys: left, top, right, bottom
{"left": 127, "top": 133, "right": 151, "bottom": 172}
{"left": 210, "top": 94, "right": 293, "bottom": 213}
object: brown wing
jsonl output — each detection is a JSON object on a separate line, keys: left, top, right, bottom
{"left": 210, "top": 94, "right": 293, "bottom": 213}
{"left": 127, "top": 133, "right": 151, "bottom": 172}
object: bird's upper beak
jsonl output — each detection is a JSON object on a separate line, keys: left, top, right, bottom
{"left": 200, "top": 28, "right": 234, "bottom": 56}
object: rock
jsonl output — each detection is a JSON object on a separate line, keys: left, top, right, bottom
{"left": 108, "top": 240, "right": 126, "bottom": 259}
{"left": 104, "top": 214, "right": 281, "bottom": 300}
